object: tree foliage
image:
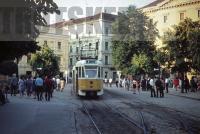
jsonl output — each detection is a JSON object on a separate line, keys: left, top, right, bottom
{"left": 112, "top": 6, "right": 158, "bottom": 75}
{"left": 131, "top": 53, "right": 148, "bottom": 75}
{"left": 0, "top": 0, "right": 60, "bottom": 63}
{"left": 30, "top": 44, "right": 60, "bottom": 76}
{"left": 163, "top": 18, "right": 200, "bottom": 73}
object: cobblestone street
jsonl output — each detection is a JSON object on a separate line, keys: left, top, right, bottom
{"left": 1, "top": 84, "right": 200, "bottom": 134}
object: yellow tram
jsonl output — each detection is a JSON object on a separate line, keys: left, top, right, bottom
{"left": 72, "top": 59, "right": 104, "bottom": 96}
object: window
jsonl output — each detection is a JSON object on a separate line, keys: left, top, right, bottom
{"left": 85, "top": 70, "right": 97, "bottom": 78}
{"left": 105, "top": 27, "right": 109, "bottom": 35}
{"left": 105, "top": 72, "right": 108, "bottom": 78}
{"left": 76, "top": 47, "right": 79, "bottom": 53}
{"left": 96, "top": 42, "right": 99, "bottom": 50}
{"left": 101, "top": 67, "right": 103, "bottom": 78}
{"left": 105, "top": 42, "right": 108, "bottom": 50}
{"left": 76, "top": 57, "right": 79, "bottom": 61}
{"left": 70, "top": 46, "right": 73, "bottom": 53}
{"left": 58, "top": 42, "right": 61, "bottom": 49}
{"left": 89, "top": 43, "right": 92, "bottom": 49}
{"left": 44, "top": 40, "right": 47, "bottom": 45}
{"left": 198, "top": 10, "right": 200, "bottom": 18}
{"left": 82, "top": 67, "right": 85, "bottom": 77}
{"left": 105, "top": 56, "right": 108, "bottom": 65}
{"left": 78, "top": 67, "right": 81, "bottom": 77}
{"left": 180, "top": 12, "right": 185, "bottom": 21}
{"left": 70, "top": 58, "right": 73, "bottom": 66}
{"left": 98, "top": 67, "right": 101, "bottom": 78}
{"left": 164, "top": 16, "right": 167, "bottom": 23}
{"left": 85, "top": 66, "right": 97, "bottom": 78}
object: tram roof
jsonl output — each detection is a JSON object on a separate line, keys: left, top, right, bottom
{"left": 75, "top": 59, "right": 103, "bottom": 66}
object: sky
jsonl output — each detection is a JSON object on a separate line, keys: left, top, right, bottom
{"left": 48, "top": 0, "right": 155, "bottom": 24}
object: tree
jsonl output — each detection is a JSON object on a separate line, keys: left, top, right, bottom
{"left": 188, "top": 25, "right": 200, "bottom": 72}
{"left": 0, "top": 0, "right": 60, "bottom": 63}
{"left": 30, "top": 44, "right": 60, "bottom": 76}
{"left": 163, "top": 18, "right": 200, "bottom": 75}
{"left": 112, "top": 6, "right": 158, "bottom": 74}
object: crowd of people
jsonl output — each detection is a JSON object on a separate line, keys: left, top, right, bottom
{"left": 104, "top": 75, "right": 200, "bottom": 98}
{"left": 0, "top": 73, "right": 66, "bottom": 104}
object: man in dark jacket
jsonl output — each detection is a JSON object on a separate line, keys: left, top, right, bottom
{"left": 155, "top": 78, "right": 164, "bottom": 97}
{"left": 10, "top": 74, "right": 18, "bottom": 96}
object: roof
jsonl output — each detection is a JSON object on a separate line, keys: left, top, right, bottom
{"left": 142, "top": 0, "right": 165, "bottom": 8}
{"left": 49, "top": 13, "right": 117, "bottom": 28}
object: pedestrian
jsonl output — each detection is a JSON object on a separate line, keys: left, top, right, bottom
{"left": 60, "top": 77, "right": 65, "bottom": 92}
{"left": 190, "top": 76, "right": 197, "bottom": 92}
{"left": 4, "top": 84, "right": 9, "bottom": 101}
{"left": 32, "top": 77, "right": 36, "bottom": 99}
{"left": 44, "top": 76, "right": 53, "bottom": 101}
{"left": 35, "top": 75, "right": 44, "bottom": 101}
{"left": 119, "top": 78, "right": 122, "bottom": 87}
{"left": 0, "top": 83, "right": 6, "bottom": 105}
{"left": 125, "top": 78, "right": 129, "bottom": 89}
{"left": 150, "top": 77, "right": 156, "bottom": 97}
{"left": 155, "top": 78, "right": 164, "bottom": 97}
{"left": 132, "top": 79, "right": 137, "bottom": 94}
{"left": 115, "top": 79, "right": 119, "bottom": 88}
{"left": 18, "top": 76, "right": 25, "bottom": 97}
{"left": 173, "top": 77, "right": 179, "bottom": 91}
{"left": 165, "top": 77, "right": 169, "bottom": 93}
{"left": 51, "top": 77, "right": 56, "bottom": 98}
{"left": 184, "top": 76, "right": 189, "bottom": 93}
{"left": 197, "top": 79, "right": 200, "bottom": 91}
{"left": 109, "top": 78, "right": 112, "bottom": 87}
{"left": 56, "top": 77, "right": 61, "bottom": 91}
{"left": 10, "top": 73, "right": 18, "bottom": 96}
{"left": 122, "top": 78, "right": 126, "bottom": 88}
{"left": 26, "top": 76, "right": 33, "bottom": 97}
{"left": 126, "top": 78, "right": 130, "bottom": 91}
{"left": 141, "top": 78, "right": 147, "bottom": 91}
{"left": 104, "top": 78, "right": 108, "bottom": 87}
{"left": 146, "top": 78, "right": 151, "bottom": 91}
{"left": 136, "top": 79, "right": 140, "bottom": 93}
{"left": 179, "top": 78, "right": 182, "bottom": 91}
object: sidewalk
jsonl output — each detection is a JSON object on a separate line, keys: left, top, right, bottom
{"left": 168, "top": 88, "right": 200, "bottom": 101}
{"left": 104, "top": 85, "right": 200, "bottom": 101}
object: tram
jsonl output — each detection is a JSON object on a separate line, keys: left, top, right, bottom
{"left": 72, "top": 59, "right": 104, "bottom": 96}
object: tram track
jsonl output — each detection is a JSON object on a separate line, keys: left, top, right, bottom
{"left": 82, "top": 102, "right": 103, "bottom": 134}
{"left": 81, "top": 99, "right": 144, "bottom": 134}
{"left": 101, "top": 100, "right": 147, "bottom": 134}
{"left": 104, "top": 89, "right": 200, "bottom": 133}
{"left": 69, "top": 86, "right": 200, "bottom": 134}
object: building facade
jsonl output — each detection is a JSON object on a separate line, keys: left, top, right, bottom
{"left": 51, "top": 13, "right": 117, "bottom": 80}
{"left": 18, "top": 26, "right": 69, "bottom": 76}
{"left": 142, "top": 0, "right": 200, "bottom": 48}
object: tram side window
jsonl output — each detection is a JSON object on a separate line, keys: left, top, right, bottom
{"left": 101, "top": 67, "right": 103, "bottom": 78}
{"left": 76, "top": 67, "right": 78, "bottom": 77}
{"left": 98, "top": 67, "right": 101, "bottom": 78}
{"left": 78, "top": 67, "right": 81, "bottom": 78}
{"left": 82, "top": 67, "right": 85, "bottom": 78}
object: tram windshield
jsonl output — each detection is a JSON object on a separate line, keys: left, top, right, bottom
{"left": 85, "top": 66, "right": 97, "bottom": 78}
